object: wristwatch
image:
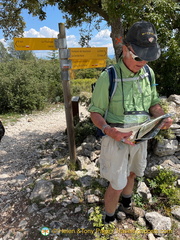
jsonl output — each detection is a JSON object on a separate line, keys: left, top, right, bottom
{"left": 101, "top": 124, "right": 110, "bottom": 134}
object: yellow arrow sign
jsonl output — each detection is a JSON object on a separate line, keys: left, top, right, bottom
{"left": 69, "top": 47, "right": 107, "bottom": 60}
{"left": 71, "top": 59, "right": 106, "bottom": 69}
{"left": 14, "top": 38, "right": 57, "bottom": 51}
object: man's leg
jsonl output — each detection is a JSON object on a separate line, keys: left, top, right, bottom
{"left": 104, "top": 183, "right": 122, "bottom": 222}
{"left": 104, "top": 183, "right": 123, "bottom": 213}
{"left": 121, "top": 172, "right": 136, "bottom": 208}
{"left": 104, "top": 173, "right": 136, "bottom": 214}
{"left": 122, "top": 172, "right": 136, "bottom": 196}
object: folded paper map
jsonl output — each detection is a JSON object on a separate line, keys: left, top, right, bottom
{"left": 116, "top": 113, "right": 172, "bottom": 144}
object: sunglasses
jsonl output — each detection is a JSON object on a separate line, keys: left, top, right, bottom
{"left": 128, "top": 48, "right": 143, "bottom": 62}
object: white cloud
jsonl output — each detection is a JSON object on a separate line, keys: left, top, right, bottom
{"left": 0, "top": 38, "right": 7, "bottom": 46}
{"left": 38, "top": 26, "right": 58, "bottom": 38}
{"left": 24, "top": 28, "right": 44, "bottom": 38}
{"left": 24, "top": 26, "right": 58, "bottom": 38}
{"left": 90, "top": 29, "right": 114, "bottom": 55}
{"left": 67, "top": 35, "right": 79, "bottom": 47}
{"left": 94, "top": 29, "right": 111, "bottom": 40}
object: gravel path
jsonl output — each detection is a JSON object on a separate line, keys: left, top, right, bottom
{"left": 0, "top": 106, "right": 66, "bottom": 195}
{"left": 0, "top": 104, "right": 89, "bottom": 237}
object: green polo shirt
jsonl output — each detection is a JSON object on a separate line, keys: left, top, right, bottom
{"left": 89, "top": 58, "right": 160, "bottom": 124}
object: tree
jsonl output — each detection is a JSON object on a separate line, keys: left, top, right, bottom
{"left": 0, "top": 0, "right": 179, "bottom": 95}
{"left": 0, "top": 1, "right": 179, "bottom": 59}
{"left": 0, "top": 42, "right": 10, "bottom": 62}
{"left": 46, "top": 50, "right": 59, "bottom": 60}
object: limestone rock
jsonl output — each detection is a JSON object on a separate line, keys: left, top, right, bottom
{"left": 137, "top": 181, "right": 153, "bottom": 203}
{"left": 30, "top": 180, "right": 54, "bottom": 201}
{"left": 171, "top": 205, "right": 180, "bottom": 221}
{"left": 154, "top": 139, "right": 178, "bottom": 157}
{"left": 50, "top": 165, "right": 68, "bottom": 180}
{"left": 145, "top": 212, "right": 171, "bottom": 236}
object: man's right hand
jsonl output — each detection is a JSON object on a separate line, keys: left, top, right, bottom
{"left": 104, "top": 126, "right": 134, "bottom": 145}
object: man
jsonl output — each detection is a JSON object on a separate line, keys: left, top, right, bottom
{"left": 88, "top": 21, "right": 173, "bottom": 223}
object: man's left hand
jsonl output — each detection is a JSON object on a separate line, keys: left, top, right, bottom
{"left": 161, "top": 117, "right": 173, "bottom": 130}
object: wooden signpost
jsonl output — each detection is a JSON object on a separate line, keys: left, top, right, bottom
{"left": 14, "top": 24, "right": 107, "bottom": 164}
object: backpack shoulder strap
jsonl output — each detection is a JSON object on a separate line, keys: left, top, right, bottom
{"left": 144, "top": 64, "right": 152, "bottom": 86}
{"left": 105, "top": 65, "right": 117, "bottom": 100}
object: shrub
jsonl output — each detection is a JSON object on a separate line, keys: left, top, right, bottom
{"left": 147, "top": 168, "right": 180, "bottom": 206}
{"left": 0, "top": 59, "right": 63, "bottom": 113}
{"left": 71, "top": 78, "right": 96, "bottom": 96}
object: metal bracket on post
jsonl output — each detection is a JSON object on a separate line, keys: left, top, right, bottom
{"left": 54, "top": 38, "right": 67, "bottom": 49}
{"left": 59, "top": 49, "right": 70, "bottom": 59}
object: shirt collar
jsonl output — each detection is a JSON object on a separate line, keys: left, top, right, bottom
{"left": 118, "top": 57, "right": 144, "bottom": 78}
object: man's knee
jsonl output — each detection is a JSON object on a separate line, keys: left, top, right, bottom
{"left": 129, "top": 172, "right": 136, "bottom": 179}
{"left": 109, "top": 183, "right": 123, "bottom": 194}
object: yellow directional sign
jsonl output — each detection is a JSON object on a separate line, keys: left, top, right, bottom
{"left": 14, "top": 38, "right": 57, "bottom": 51}
{"left": 71, "top": 59, "right": 106, "bottom": 69}
{"left": 69, "top": 47, "right": 107, "bottom": 60}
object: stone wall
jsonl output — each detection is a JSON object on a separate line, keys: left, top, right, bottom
{"left": 145, "top": 94, "right": 180, "bottom": 178}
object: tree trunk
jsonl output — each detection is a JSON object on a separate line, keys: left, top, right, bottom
{"left": 110, "top": 18, "right": 124, "bottom": 62}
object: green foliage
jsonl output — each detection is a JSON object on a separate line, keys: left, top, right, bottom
{"left": 89, "top": 206, "right": 104, "bottom": 228}
{"left": 75, "top": 68, "right": 101, "bottom": 79}
{"left": 0, "top": 0, "right": 25, "bottom": 40}
{"left": 150, "top": 38, "right": 180, "bottom": 96}
{"left": 147, "top": 168, "right": 180, "bottom": 206}
{"left": 0, "top": 42, "right": 11, "bottom": 62}
{"left": 74, "top": 117, "right": 96, "bottom": 145}
{"left": 155, "top": 128, "right": 175, "bottom": 142}
{"left": 155, "top": 99, "right": 176, "bottom": 142}
{"left": 133, "top": 193, "right": 146, "bottom": 208}
{"left": 74, "top": 58, "right": 115, "bottom": 79}
{"left": 159, "top": 98, "right": 170, "bottom": 113}
{"left": 89, "top": 206, "right": 116, "bottom": 240}
{"left": 0, "top": 59, "right": 63, "bottom": 113}
{"left": 71, "top": 78, "right": 96, "bottom": 96}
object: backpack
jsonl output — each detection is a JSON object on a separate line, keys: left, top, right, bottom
{"left": 91, "top": 64, "right": 154, "bottom": 137}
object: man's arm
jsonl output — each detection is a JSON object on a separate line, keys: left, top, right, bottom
{"left": 90, "top": 112, "right": 134, "bottom": 145}
{"left": 149, "top": 104, "right": 173, "bottom": 129}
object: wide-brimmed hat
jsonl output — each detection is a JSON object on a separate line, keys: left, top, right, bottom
{"left": 124, "top": 21, "right": 161, "bottom": 61}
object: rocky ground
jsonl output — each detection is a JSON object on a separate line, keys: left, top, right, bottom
{"left": 0, "top": 99, "right": 180, "bottom": 240}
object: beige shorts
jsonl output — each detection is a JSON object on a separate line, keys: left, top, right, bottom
{"left": 99, "top": 136, "right": 147, "bottom": 190}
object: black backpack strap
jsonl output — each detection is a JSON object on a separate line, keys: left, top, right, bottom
{"left": 91, "top": 65, "right": 116, "bottom": 97}
{"left": 144, "top": 64, "right": 152, "bottom": 86}
{"left": 106, "top": 65, "right": 116, "bottom": 100}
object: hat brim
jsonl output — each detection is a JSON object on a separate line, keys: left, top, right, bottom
{"left": 131, "top": 43, "right": 161, "bottom": 62}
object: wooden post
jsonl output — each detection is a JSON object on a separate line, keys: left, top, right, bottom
{"left": 57, "top": 23, "right": 76, "bottom": 164}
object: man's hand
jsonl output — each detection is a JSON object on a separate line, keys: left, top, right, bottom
{"left": 149, "top": 104, "right": 173, "bottom": 130}
{"left": 104, "top": 126, "right": 134, "bottom": 145}
{"left": 160, "top": 117, "right": 173, "bottom": 130}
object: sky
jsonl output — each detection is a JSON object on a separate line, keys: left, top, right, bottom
{"left": 0, "top": 5, "right": 115, "bottom": 58}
